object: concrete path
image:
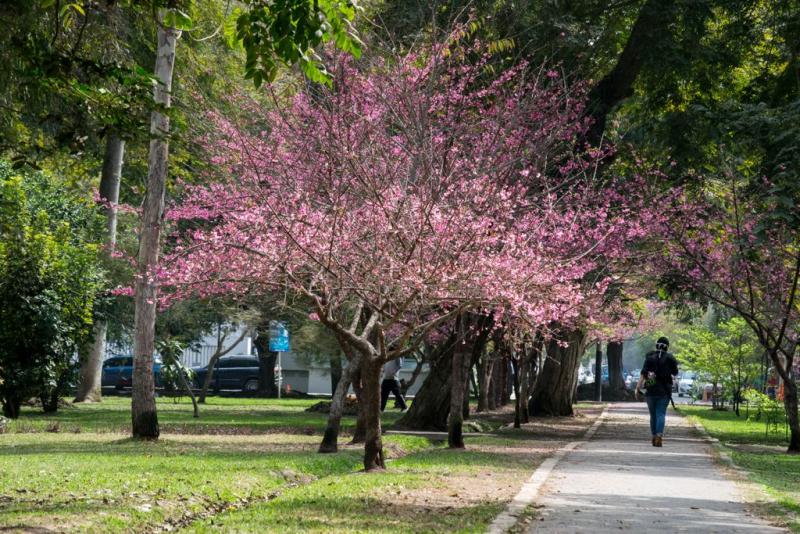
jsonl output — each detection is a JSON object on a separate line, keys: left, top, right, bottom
{"left": 528, "top": 403, "right": 784, "bottom": 533}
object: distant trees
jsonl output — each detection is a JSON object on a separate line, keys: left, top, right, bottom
{"left": 0, "top": 162, "right": 103, "bottom": 418}
{"left": 676, "top": 317, "right": 760, "bottom": 415}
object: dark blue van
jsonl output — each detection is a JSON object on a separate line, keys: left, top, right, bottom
{"left": 101, "top": 356, "right": 162, "bottom": 390}
{"left": 192, "top": 355, "right": 260, "bottom": 393}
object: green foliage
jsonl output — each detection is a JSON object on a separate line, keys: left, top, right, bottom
{"left": 235, "top": 0, "right": 362, "bottom": 87}
{"left": 0, "top": 161, "right": 104, "bottom": 416}
{"left": 676, "top": 316, "right": 761, "bottom": 404}
{"left": 156, "top": 338, "right": 195, "bottom": 392}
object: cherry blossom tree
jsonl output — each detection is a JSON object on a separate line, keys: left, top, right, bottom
{"left": 161, "top": 33, "right": 658, "bottom": 468}
{"left": 657, "top": 175, "right": 800, "bottom": 452}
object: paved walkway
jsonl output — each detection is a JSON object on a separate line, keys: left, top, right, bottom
{"left": 528, "top": 403, "right": 784, "bottom": 533}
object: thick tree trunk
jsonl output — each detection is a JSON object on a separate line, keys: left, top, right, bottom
{"left": 394, "top": 336, "right": 455, "bottom": 431}
{"left": 252, "top": 332, "right": 273, "bottom": 397}
{"left": 477, "top": 353, "right": 494, "bottom": 412}
{"left": 607, "top": 341, "right": 625, "bottom": 392}
{"left": 1, "top": 396, "right": 21, "bottom": 419}
{"left": 784, "top": 378, "right": 799, "bottom": 453}
{"left": 500, "top": 356, "right": 511, "bottom": 406}
{"left": 319, "top": 354, "right": 360, "bottom": 453}
{"left": 585, "top": 0, "right": 678, "bottom": 146}
{"left": 361, "top": 358, "right": 385, "bottom": 471}
{"left": 40, "top": 391, "right": 59, "bottom": 413}
{"left": 448, "top": 335, "right": 471, "bottom": 448}
{"left": 529, "top": 329, "right": 587, "bottom": 416}
{"left": 594, "top": 342, "right": 603, "bottom": 401}
{"left": 330, "top": 353, "right": 343, "bottom": 396}
{"left": 75, "top": 134, "right": 125, "bottom": 403}
{"left": 75, "top": 322, "right": 107, "bottom": 403}
{"left": 131, "top": 18, "right": 180, "bottom": 439}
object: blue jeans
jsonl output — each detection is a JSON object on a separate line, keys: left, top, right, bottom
{"left": 646, "top": 395, "right": 669, "bottom": 436}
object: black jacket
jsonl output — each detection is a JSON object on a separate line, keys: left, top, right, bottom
{"left": 641, "top": 350, "right": 678, "bottom": 397}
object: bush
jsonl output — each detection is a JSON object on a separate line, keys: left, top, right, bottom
{"left": 0, "top": 161, "right": 103, "bottom": 417}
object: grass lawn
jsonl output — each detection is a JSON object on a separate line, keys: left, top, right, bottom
{"left": 9, "top": 396, "right": 402, "bottom": 434}
{"left": 4, "top": 397, "right": 600, "bottom": 532}
{"left": 680, "top": 405, "right": 800, "bottom": 532}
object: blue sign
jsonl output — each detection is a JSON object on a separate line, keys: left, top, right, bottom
{"left": 269, "top": 320, "right": 290, "bottom": 352}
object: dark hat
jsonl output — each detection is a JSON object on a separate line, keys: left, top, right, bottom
{"left": 656, "top": 337, "right": 670, "bottom": 349}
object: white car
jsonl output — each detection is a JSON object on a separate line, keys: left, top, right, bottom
{"left": 678, "top": 372, "right": 697, "bottom": 397}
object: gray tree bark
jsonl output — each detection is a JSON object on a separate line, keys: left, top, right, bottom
{"left": 447, "top": 334, "right": 471, "bottom": 448}
{"left": 607, "top": 341, "right": 625, "bottom": 392}
{"left": 529, "top": 329, "right": 587, "bottom": 416}
{"left": 132, "top": 15, "right": 180, "bottom": 439}
{"left": 319, "top": 354, "right": 361, "bottom": 453}
{"left": 75, "top": 134, "right": 125, "bottom": 403}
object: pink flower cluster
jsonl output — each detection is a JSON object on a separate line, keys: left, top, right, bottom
{"left": 160, "top": 39, "right": 662, "bottom": 351}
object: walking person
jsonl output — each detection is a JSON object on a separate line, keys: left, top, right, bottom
{"left": 380, "top": 357, "right": 407, "bottom": 412}
{"left": 635, "top": 337, "right": 679, "bottom": 447}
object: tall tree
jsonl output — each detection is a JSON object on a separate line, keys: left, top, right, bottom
{"left": 75, "top": 134, "right": 125, "bottom": 402}
{"left": 131, "top": 7, "right": 181, "bottom": 438}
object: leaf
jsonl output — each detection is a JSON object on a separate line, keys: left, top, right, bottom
{"left": 163, "top": 9, "right": 194, "bottom": 31}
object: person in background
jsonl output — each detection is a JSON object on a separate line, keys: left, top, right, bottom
{"left": 381, "top": 357, "right": 407, "bottom": 412}
{"left": 635, "top": 337, "right": 679, "bottom": 447}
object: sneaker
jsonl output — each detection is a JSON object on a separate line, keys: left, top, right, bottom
{"left": 654, "top": 436, "right": 663, "bottom": 447}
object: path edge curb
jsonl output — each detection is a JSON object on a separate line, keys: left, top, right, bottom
{"left": 486, "top": 404, "right": 609, "bottom": 534}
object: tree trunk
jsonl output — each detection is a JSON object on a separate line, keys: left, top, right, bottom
{"left": 594, "top": 342, "right": 603, "bottom": 401}
{"left": 75, "top": 322, "right": 107, "bottom": 403}
{"left": 178, "top": 368, "right": 199, "bottom": 418}
{"left": 500, "top": 356, "right": 511, "bottom": 406}
{"left": 394, "top": 336, "right": 455, "bottom": 431}
{"left": 361, "top": 358, "right": 385, "bottom": 471}
{"left": 477, "top": 353, "right": 494, "bottom": 412}
{"left": 40, "top": 391, "right": 59, "bottom": 413}
{"left": 131, "top": 17, "right": 180, "bottom": 439}
{"left": 529, "top": 329, "right": 587, "bottom": 416}
{"left": 350, "top": 363, "right": 366, "bottom": 443}
{"left": 585, "top": 0, "right": 678, "bottom": 146}
{"left": 319, "top": 354, "right": 360, "bottom": 453}
{"left": 783, "top": 378, "right": 799, "bottom": 453}
{"left": 448, "top": 331, "right": 471, "bottom": 448}
{"left": 1, "top": 395, "right": 21, "bottom": 419}
{"left": 512, "top": 357, "right": 521, "bottom": 428}
{"left": 257, "top": 351, "right": 277, "bottom": 398}
{"left": 607, "top": 341, "right": 625, "bottom": 392}
{"left": 489, "top": 355, "right": 500, "bottom": 410}
{"left": 330, "top": 352, "right": 343, "bottom": 396}
{"left": 75, "top": 134, "right": 125, "bottom": 403}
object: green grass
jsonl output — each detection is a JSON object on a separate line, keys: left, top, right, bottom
{"left": 678, "top": 404, "right": 791, "bottom": 446}
{"left": 4, "top": 397, "right": 565, "bottom": 532}
{"left": 186, "top": 436, "right": 537, "bottom": 533}
{"left": 9, "top": 396, "right": 403, "bottom": 434}
{"left": 680, "top": 405, "right": 800, "bottom": 532}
